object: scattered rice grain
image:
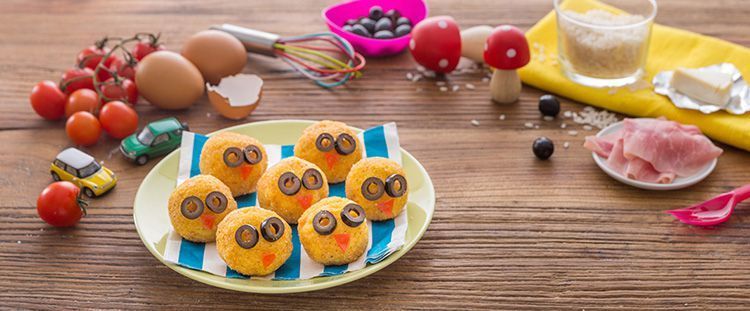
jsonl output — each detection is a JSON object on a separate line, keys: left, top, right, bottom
{"left": 568, "top": 130, "right": 579, "bottom": 136}
{"left": 583, "top": 125, "right": 593, "bottom": 131}
{"left": 524, "top": 122, "right": 534, "bottom": 128}
{"left": 452, "top": 85, "right": 460, "bottom": 92}
{"left": 563, "top": 142, "right": 570, "bottom": 149}
{"left": 465, "top": 83, "right": 475, "bottom": 90}
{"left": 470, "top": 120, "right": 480, "bottom": 126}
{"left": 439, "top": 86, "right": 448, "bottom": 92}
{"left": 499, "top": 114, "right": 506, "bottom": 120}
{"left": 543, "top": 116, "right": 555, "bottom": 121}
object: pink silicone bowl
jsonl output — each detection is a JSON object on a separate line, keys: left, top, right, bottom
{"left": 322, "top": 0, "right": 428, "bottom": 57}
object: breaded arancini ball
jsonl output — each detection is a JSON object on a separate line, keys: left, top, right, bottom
{"left": 257, "top": 157, "right": 329, "bottom": 224}
{"left": 168, "top": 175, "right": 238, "bottom": 242}
{"left": 216, "top": 207, "right": 293, "bottom": 276}
{"left": 298, "top": 197, "right": 369, "bottom": 265}
{"left": 294, "top": 120, "right": 362, "bottom": 184}
{"left": 345, "top": 157, "right": 408, "bottom": 221}
{"left": 199, "top": 132, "right": 268, "bottom": 197}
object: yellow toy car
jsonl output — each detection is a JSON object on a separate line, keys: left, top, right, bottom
{"left": 50, "top": 147, "right": 117, "bottom": 197}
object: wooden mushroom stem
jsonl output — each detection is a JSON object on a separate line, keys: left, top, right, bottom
{"left": 489, "top": 68, "right": 522, "bottom": 104}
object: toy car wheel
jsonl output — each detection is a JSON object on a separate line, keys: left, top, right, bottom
{"left": 51, "top": 171, "right": 61, "bottom": 181}
{"left": 83, "top": 187, "right": 96, "bottom": 198}
{"left": 136, "top": 155, "right": 149, "bottom": 165}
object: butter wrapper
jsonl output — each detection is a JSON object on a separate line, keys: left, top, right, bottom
{"left": 653, "top": 63, "right": 750, "bottom": 114}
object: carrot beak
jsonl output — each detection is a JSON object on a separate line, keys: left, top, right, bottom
{"left": 262, "top": 253, "right": 276, "bottom": 268}
{"left": 296, "top": 194, "right": 313, "bottom": 210}
{"left": 324, "top": 152, "right": 340, "bottom": 169}
{"left": 376, "top": 199, "right": 395, "bottom": 217}
{"left": 240, "top": 164, "right": 253, "bottom": 180}
{"left": 333, "top": 233, "right": 351, "bottom": 253}
{"left": 200, "top": 214, "right": 216, "bottom": 229}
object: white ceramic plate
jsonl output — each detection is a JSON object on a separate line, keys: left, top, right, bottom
{"left": 591, "top": 121, "right": 717, "bottom": 191}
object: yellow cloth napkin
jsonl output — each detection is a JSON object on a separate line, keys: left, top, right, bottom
{"left": 518, "top": 0, "right": 750, "bottom": 151}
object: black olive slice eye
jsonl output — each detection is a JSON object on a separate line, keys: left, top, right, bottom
{"left": 341, "top": 203, "right": 365, "bottom": 227}
{"left": 205, "top": 191, "right": 228, "bottom": 213}
{"left": 261, "top": 217, "right": 285, "bottom": 242}
{"left": 302, "top": 168, "right": 323, "bottom": 190}
{"left": 335, "top": 133, "right": 357, "bottom": 155}
{"left": 235, "top": 224, "right": 259, "bottom": 249}
{"left": 385, "top": 174, "right": 407, "bottom": 198}
{"left": 223, "top": 147, "right": 244, "bottom": 168}
{"left": 180, "top": 196, "right": 204, "bottom": 219}
{"left": 361, "top": 177, "right": 385, "bottom": 201}
{"left": 313, "top": 210, "right": 337, "bottom": 235}
{"left": 278, "top": 172, "right": 301, "bottom": 196}
{"left": 243, "top": 145, "right": 263, "bottom": 165}
{"left": 315, "top": 133, "right": 335, "bottom": 152}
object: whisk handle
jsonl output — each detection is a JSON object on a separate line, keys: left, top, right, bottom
{"left": 210, "top": 24, "right": 280, "bottom": 57}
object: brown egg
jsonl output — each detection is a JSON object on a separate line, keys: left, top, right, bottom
{"left": 135, "top": 51, "right": 204, "bottom": 110}
{"left": 182, "top": 30, "right": 248, "bottom": 85}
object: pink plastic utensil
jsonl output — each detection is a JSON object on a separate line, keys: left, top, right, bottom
{"left": 322, "top": 0, "right": 428, "bottom": 57}
{"left": 666, "top": 184, "right": 750, "bottom": 226}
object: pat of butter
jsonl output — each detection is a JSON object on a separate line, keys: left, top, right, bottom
{"left": 671, "top": 68, "right": 732, "bottom": 106}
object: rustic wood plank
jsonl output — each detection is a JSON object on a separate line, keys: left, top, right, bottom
{"left": 1, "top": 0, "right": 749, "bottom": 309}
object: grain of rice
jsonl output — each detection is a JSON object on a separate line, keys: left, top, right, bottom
{"left": 524, "top": 122, "right": 534, "bottom": 128}
{"left": 543, "top": 116, "right": 555, "bottom": 121}
{"left": 471, "top": 119, "right": 480, "bottom": 126}
{"left": 465, "top": 83, "right": 475, "bottom": 90}
{"left": 499, "top": 114, "right": 506, "bottom": 120}
{"left": 439, "top": 86, "right": 448, "bottom": 92}
{"left": 568, "top": 130, "right": 579, "bottom": 136}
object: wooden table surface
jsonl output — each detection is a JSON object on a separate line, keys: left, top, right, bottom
{"left": 2, "top": 0, "right": 749, "bottom": 309}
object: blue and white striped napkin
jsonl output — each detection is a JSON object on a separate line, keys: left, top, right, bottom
{"left": 164, "top": 122, "right": 407, "bottom": 280}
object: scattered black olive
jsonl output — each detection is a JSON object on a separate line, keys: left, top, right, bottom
{"left": 396, "top": 16, "right": 412, "bottom": 26}
{"left": 369, "top": 5, "right": 383, "bottom": 20}
{"left": 360, "top": 17, "right": 376, "bottom": 33}
{"left": 394, "top": 24, "right": 412, "bottom": 37}
{"left": 342, "top": 24, "right": 353, "bottom": 32}
{"left": 385, "top": 9, "right": 400, "bottom": 22}
{"left": 375, "top": 17, "right": 392, "bottom": 33}
{"left": 351, "top": 24, "right": 371, "bottom": 37}
{"left": 532, "top": 137, "right": 555, "bottom": 160}
{"left": 539, "top": 94, "right": 561, "bottom": 117}
{"left": 373, "top": 30, "right": 394, "bottom": 39}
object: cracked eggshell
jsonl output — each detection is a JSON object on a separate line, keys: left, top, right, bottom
{"left": 207, "top": 74, "right": 263, "bottom": 120}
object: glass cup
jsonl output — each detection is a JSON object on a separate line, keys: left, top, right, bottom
{"left": 554, "top": 0, "right": 657, "bottom": 88}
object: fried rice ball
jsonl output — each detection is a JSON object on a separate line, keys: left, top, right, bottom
{"left": 294, "top": 120, "right": 362, "bottom": 184}
{"left": 345, "top": 157, "right": 408, "bottom": 221}
{"left": 257, "top": 157, "right": 329, "bottom": 224}
{"left": 216, "top": 207, "right": 293, "bottom": 276}
{"left": 298, "top": 197, "right": 369, "bottom": 265}
{"left": 199, "top": 131, "right": 268, "bottom": 197}
{"left": 168, "top": 174, "right": 238, "bottom": 242}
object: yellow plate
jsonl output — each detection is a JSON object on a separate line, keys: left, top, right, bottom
{"left": 133, "top": 120, "right": 435, "bottom": 293}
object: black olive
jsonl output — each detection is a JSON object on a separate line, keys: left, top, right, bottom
{"left": 342, "top": 25, "right": 353, "bottom": 32}
{"left": 361, "top": 177, "right": 385, "bottom": 201}
{"left": 335, "top": 133, "right": 357, "bottom": 155}
{"left": 394, "top": 24, "right": 412, "bottom": 37}
{"left": 234, "top": 224, "right": 259, "bottom": 249}
{"left": 278, "top": 172, "right": 301, "bottom": 196}
{"left": 385, "top": 174, "right": 407, "bottom": 197}
{"left": 396, "top": 16, "right": 412, "bottom": 27}
{"left": 222, "top": 147, "right": 244, "bottom": 168}
{"left": 204, "top": 191, "right": 228, "bottom": 213}
{"left": 373, "top": 30, "right": 394, "bottom": 39}
{"left": 350, "top": 24, "right": 371, "bottom": 37}
{"left": 341, "top": 203, "right": 365, "bottom": 228}
{"left": 302, "top": 168, "right": 324, "bottom": 190}
{"left": 385, "top": 9, "right": 400, "bottom": 22}
{"left": 243, "top": 145, "right": 263, "bottom": 164}
{"left": 313, "top": 210, "right": 337, "bottom": 235}
{"left": 345, "top": 18, "right": 358, "bottom": 26}
{"left": 533, "top": 137, "right": 555, "bottom": 160}
{"left": 369, "top": 5, "right": 383, "bottom": 20}
{"left": 180, "top": 196, "right": 204, "bottom": 219}
{"left": 359, "top": 18, "right": 376, "bottom": 33}
{"left": 315, "top": 133, "right": 335, "bottom": 152}
{"left": 261, "top": 217, "right": 285, "bottom": 242}
{"left": 374, "top": 17, "right": 392, "bottom": 33}
{"left": 539, "top": 94, "right": 561, "bottom": 117}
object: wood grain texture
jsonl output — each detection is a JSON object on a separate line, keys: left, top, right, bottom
{"left": 1, "top": 0, "right": 749, "bottom": 309}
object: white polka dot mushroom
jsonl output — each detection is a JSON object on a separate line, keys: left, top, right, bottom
{"left": 408, "top": 16, "right": 461, "bottom": 74}
{"left": 483, "top": 25, "right": 530, "bottom": 104}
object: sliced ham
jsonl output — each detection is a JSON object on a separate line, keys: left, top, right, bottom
{"left": 585, "top": 118, "right": 722, "bottom": 184}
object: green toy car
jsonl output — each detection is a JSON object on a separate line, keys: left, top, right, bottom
{"left": 120, "top": 117, "right": 189, "bottom": 165}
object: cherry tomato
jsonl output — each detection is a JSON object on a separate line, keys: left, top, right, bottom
{"left": 76, "top": 45, "right": 119, "bottom": 82}
{"left": 60, "top": 68, "right": 95, "bottom": 94}
{"left": 30, "top": 80, "right": 67, "bottom": 120}
{"left": 37, "top": 181, "right": 86, "bottom": 227}
{"left": 66, "top": 111, "right": 101, "bottom": 146}
{"left": 65, "top": 89, "right": 100, "bottom": 118}
{"left": 108, "top": 57, "right": 136, "bottom": 81}
{"left": 99, "top": 101, "right": 138, "bottom": 139}
{"left": 100, "top": 78, "right": 138, "bottom": 105}
{"left": 132, "top": 41, "right": 165, "bottom": 61}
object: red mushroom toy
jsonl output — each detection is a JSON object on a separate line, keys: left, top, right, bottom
{"left": 483, "top": 25, "right": 530, "bottom": 104}
{"left": 408, "top": 16, "right": 461, "bottom": 73}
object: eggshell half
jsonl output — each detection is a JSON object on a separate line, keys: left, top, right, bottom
{"left": 207, "top": 74, "right": 263, "bottom": 120}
